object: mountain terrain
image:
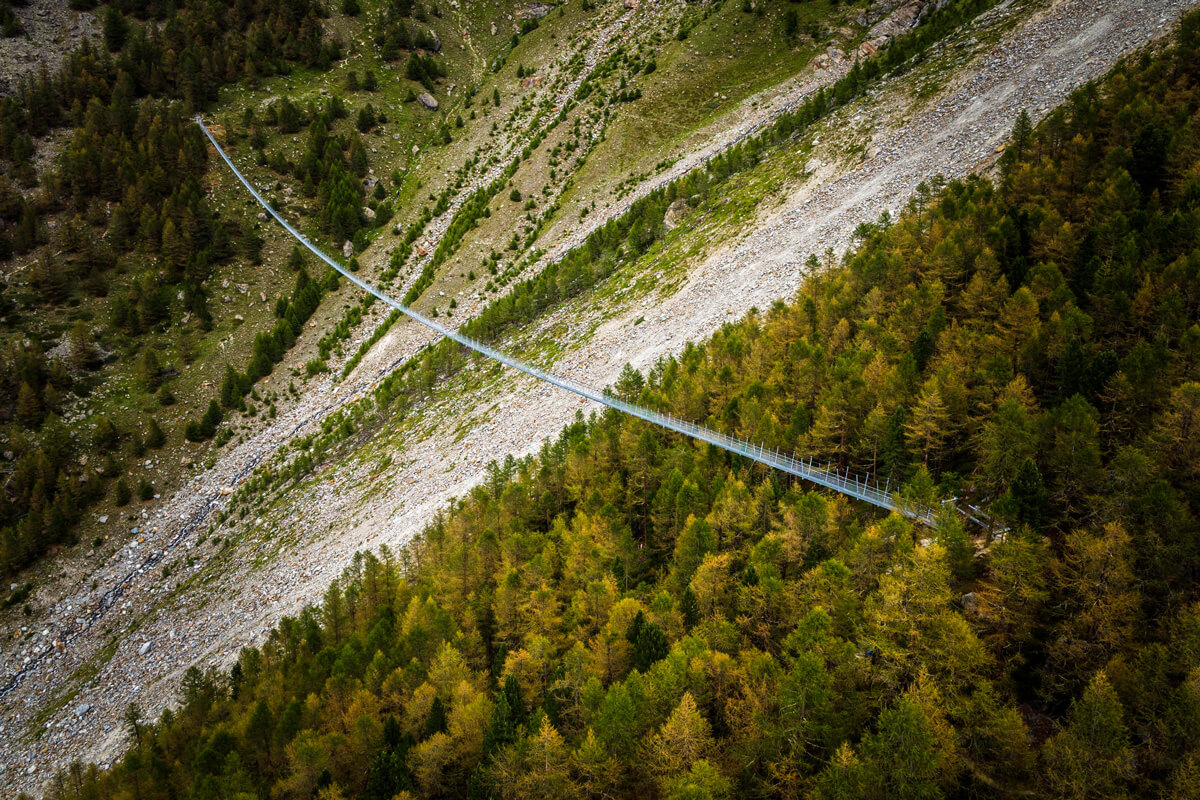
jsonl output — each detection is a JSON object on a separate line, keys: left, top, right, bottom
{"left": 2, "top": 0, "right": 1200, "bottom": 797}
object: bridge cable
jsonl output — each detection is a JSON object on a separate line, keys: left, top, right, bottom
{"left": 197, "top": 117, "right": 938, "bottom": 524}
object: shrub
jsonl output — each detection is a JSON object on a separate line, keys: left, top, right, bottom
{"left": 114, "top": 479, "right": 131, "bottom": 507}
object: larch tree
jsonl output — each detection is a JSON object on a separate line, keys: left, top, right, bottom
{"left": 652, "top": 692, "right": 717, "bottom": 780}
{"left": 1042, "top": 671, "right": 1133, "bottom": 800}
{"left": 905, "top": 382, "right": 950, "bottom": 467}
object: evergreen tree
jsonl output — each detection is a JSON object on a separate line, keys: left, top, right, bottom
{"left": 1009, "top": 458, "right": 1047, "bottom": 529}
{"left": 114, "top": 478, "right": 131, "bottom": 506}
{"left": 1043, "top": 672, "right": 1133, "bottom": 799}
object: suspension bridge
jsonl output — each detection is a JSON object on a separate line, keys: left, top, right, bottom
{"left": 197, "top": 117, "right": 956, "bottom": 527}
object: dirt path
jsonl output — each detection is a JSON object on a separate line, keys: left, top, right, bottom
{"left": 2, "top": 0, "right": 1195, "bottom": 793}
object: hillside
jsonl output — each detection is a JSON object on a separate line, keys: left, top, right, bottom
{"left": 0, "top": 0, "right": 976, "bottom": 745}
{"left": 1, "top": 0, "right": 1199, "bottom": 795}
{"left": 25, "top": 8, "right": 1200, "bottom": 798}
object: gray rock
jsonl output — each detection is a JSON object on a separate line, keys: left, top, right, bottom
{"left": 663, "top": 198, "right": 689, "bottom": 231}
{"left": 518, "top": 2, "right": 552, "bottom": 20}
{"left": 138, "top": 641, "right": 153, "bottom": 656}
{"left": 417, "top": 92, "right": 439, "bottom": 111}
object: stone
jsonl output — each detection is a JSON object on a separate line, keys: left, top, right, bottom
{"left": 75, "top": 703, "right": 91, "bottom": 717}
{"left": 417, "top": 92, "right": 439, "bottom": 111}
{"left": 362, "top": 206, "right": 376, "bottom": 222}
{"left": 663, "top": 198, "right": 689, "bottom": 230}
{"left": 342, "top": 241, "right": 354, "bottom": 258}
{"left": 138, "top": 641, "right": 153, "bottom": 655}
{"left": 518, "top": 2, "right": 552, "bottom": 20}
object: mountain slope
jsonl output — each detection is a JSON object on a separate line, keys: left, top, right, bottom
{"left": 3, "top": 0, "right": 1200, "bottom": 793}
{"left": 33, "top": 9, "right": 1200, "bottom": 797}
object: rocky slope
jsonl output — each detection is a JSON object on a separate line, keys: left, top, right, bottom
{"left": 0, "top": 0, "right": 97, "bottom": 95}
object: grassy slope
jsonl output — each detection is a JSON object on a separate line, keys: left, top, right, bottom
{"left": 0, "top": 0, "right": 521, "bottom": 595}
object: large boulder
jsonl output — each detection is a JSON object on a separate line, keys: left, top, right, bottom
{"left": 417, "top": 92, "right": 439, "bottom": 111}
{"left": 518, "top": 2, "right": 552, "bottom": 20}
{"left": 663, "top": 198, "right": 690, "bottom": 231}
{"left": 812, "top": 47, "right": 847, "bottom": 71}
{"left": 858, "top": 0, "right": 938, "bottom": 57}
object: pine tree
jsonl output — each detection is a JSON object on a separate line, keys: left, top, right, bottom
{"left": 16, "top": 381, "right": 43, "bottom": 428}
{"left": 1043, "top": 672, "right": 1133, "bottom": 799}
{"left": 880, "top": 406, "right": 911, "bottom": 482}
{"left": 652, "top": 693, "right": 715, "bottom": 779}
{"left": 1003, "top": 110, "right": 1034, "bottom": 174}
{"left": 1009, "top": 458, "right": 1047, "bottom": 529}
{"left": 140, "top": 348, "right": 162, "bottom": 390}
{"left": 113, "top": 478, "right": 131, "bottom": 507}
{"left": 102, "top": 7, "right": 127, "bottom": 51}
{"left": 424, "top": 696, "right": 448, "bottom": 738}
{"left": 905, "top": 384, "right": 950, "bottom": 466}
{"left": 631, "top": 618, "right": 669, "bottom": 672}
